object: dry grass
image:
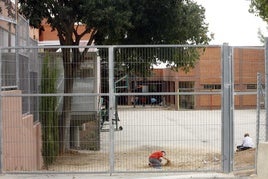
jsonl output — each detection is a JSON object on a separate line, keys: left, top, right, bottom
{"left": 233, "top": 148, "right": 256, "bottom": 177}
{"left": 48, "top": 146, "right": 223, "bottom": 172}
{"left": 47, "top": 146, "right": 255, "bottom": 177}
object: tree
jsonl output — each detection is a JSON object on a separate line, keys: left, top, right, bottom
{"left": 250, "top": 0, "right": 268, "bottom": 22}
{"left": 249, "top": 0, "right": 268, "bottom": 43}
{"left": 18, "top": 0, "right": 210, "bottom": 153}
{"left": 96, "top": 0, "right": 210, "bottom": 45}
{"left": 19, "top": 0, "right": 132, "bottom": 153}
{"left": 97, "top": 0, "right": 211, "bottom": 93}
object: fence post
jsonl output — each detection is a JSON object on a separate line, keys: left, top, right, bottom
{"left": 108, "top": 46, "right": 115, "bottom": 175}
{"left": 221, "top": 43, "right": 234, "bottom": 173}
{"left": 257, "top": 72, "right": 262, "bottom": 146}
{"left": 0, "top": 48, "right": 2, "bottom": 173}
{"left": 265, "top": 37, "right": 268, "bottom": 142}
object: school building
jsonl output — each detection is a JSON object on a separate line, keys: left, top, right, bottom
{"left": 127, "top": 47, "right": 264, "bottom": 110}
{"left": 20, "top": 19, "right": 266, "bottom": 110}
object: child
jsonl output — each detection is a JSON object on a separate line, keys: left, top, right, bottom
{"left": 236, "top": 133, "right": 254, "bottom": 151}
{"left": 148, "top": 150, "right": 170, "bottom": 168}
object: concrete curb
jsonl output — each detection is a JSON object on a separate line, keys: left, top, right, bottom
{"left": 0, "top": 173, "right": 237, "bottom": 179}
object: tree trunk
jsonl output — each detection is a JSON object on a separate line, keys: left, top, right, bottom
{"left": 57, "top": 27, "right": 92, "bottom": 154}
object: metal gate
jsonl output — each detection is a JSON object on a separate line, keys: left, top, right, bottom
{"left": 0, "top": 44, "right": 266, "bottom": 174}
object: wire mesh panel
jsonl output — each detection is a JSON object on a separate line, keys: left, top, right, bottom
{"left": 112, "top": 46, "right": 223, "bottom": 172}
{"left": 0, "top": 46, "right": 110, "bottom": 173}
{"left": 0, "top": 45, "right": 265, "bottom": 174}
{"left": 114, "top": 100, "right": 222, "bottom": 172}
{"left": 1, "top": 48, "right": 42, "bottom": 172}
{"left": 232, "top": 46, "right": 265, "bottom": 172}
{"left": 256, "top": 73, "right": 266, "bottom": 143}
{"left": 1, "top": 48, "right": 38, "bottom": 115}
{"left": 42, "top": 47, "right": 110, "bottom": 173}
{"left": 1, "top": 52, "right": 16, "bottom": 88}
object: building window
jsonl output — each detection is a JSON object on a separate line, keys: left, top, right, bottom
{"left": 203, "top": 84, "right": 221, "bottom": 90}
{"left": 246, "top": 84, "right": 257, "bottom": 89}
{"left": 179, "top": 81, "right": 194, "bottom": 91}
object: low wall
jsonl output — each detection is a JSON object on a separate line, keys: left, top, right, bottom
{"left": 1, "top": 90, "right": 43, "bottom": 171}
{"left": 255, "top": 142, "right": 268, "bottom": 179}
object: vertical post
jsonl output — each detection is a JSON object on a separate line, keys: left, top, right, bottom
{"left": 108, "top": 47, "right": 115, "bottom": 175}
{"left": 256, "top": 72, "right": 261, "bottom": 171}
{"left": 0, "top": 48, "right": 3, "bottom": 173}
{"left": 27, "top": 20, "right": 30, "bottom": 45}
{"left": 265, "top": 37, "right": 268, "bottom": 142}
{"left": 257, "top": 73, "right": 261, "bottom": 146}
{"left": 15, "top": 0, "right": 19, "bottom": 88}
{"left": 221, "top": 43, "right": 234, "bottom": 173}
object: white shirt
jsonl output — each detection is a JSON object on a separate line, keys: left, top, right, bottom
{"left": 242, "top": 136, "right": 254, "bottom": 148}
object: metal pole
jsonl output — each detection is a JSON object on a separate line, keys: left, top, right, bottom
{"left": 108, "top": 47, "right": 115, "bottom": 175}
{"left": 0, "top": 48, "right": 3, "bottom": 173}
{"left": 256, "top": 73, "right": 261, "bottom": 145}
{"left": 221, "top": 43, "right": 234, "bottom": 173}
{"left": 15, "top": 0, "right": 20, "bottom": 87}
{"left": 255, "top": 72, "right": 261, "bottom": 171}
{"left": 265, "top": 37, "right": 268, "bottom": 142}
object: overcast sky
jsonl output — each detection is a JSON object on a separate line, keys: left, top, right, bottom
{"left": 195, "top": 0, "right": 268, "bottom": 46}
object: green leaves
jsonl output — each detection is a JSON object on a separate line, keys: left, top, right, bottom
{"left": 96, "top": 0, "right": 210, "bottom": 45}
{"left": 250, "top": 0, "right": 268, "bottom": 23}
{"left": 18, "top": 0, "right": 210, "bottom": 47}
{"left": 249, "top": 0, "right": 268, "bottom": 44}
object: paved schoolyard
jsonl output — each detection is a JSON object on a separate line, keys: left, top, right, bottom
{"left": 102, "top": 106, "right": 259, "bottom": 152}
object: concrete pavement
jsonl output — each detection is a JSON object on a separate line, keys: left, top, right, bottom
{"left": 0, "top": 172, "right": 241, "bottom": 179}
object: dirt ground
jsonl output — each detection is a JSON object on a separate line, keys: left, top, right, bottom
{"left": 46, "top": 108, "right": 257, "bottom": 176}
{"left": 47, "top": 146, "right": 255, "bottom": 177}
{"left": 233, "top": 148, "right": 256, "bottom": 176}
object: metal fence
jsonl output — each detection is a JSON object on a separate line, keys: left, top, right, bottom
{"left": 0, "top": 44, "right": 266, "bottom": 174}
{"left": 1, "top": 12, "right": 38, "bottom": 117}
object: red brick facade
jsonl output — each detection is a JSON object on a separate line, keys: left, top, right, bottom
{"left": 149, "top": 47, "right": 264, "bottom": 109}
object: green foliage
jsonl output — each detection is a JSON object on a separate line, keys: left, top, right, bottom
{"left": 18, "top": 0, "right": 211, "bottom": 75}
{"left": 249, "top": 0, "right": 268, "bottom": 44}
{"left": 250, "top": 0, "right": 268, "bottom": 23}
{"left": 19, "top": 0, "right": 212, "bottom": 150}
{"left": 97, "top": 0, "right": 210, "bottom": 45}
{"left": 39, "top": 54, "right": 59, "bottom": 167}
{"left": 19, "top": 0, "right": 132, "bottom": 45}
{"left": 95, "top": 0, "right": 210, "bottom": 72}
